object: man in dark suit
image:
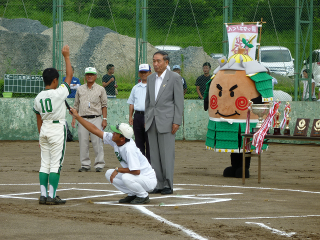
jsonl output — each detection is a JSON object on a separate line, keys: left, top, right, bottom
{"left": 145, "top": 51, "right": 184, "bottom": 195}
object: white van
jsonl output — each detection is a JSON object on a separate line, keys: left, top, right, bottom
{"left": 154, "top": 45, "right": 182, "bottom": 52}
{"left": 302, "top": 49, "right": 320, "bottom": 86}
{"left": 259, "top": 46, "right": 294, "bottom": 77}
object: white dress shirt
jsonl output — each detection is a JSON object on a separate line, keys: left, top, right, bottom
{"left": 127, "top": 82, "right": 147, "bottom": 111}
{"left": 155, "top": 69, "right": 167, "bottom": 101}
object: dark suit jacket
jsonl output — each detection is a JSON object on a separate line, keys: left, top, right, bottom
{"left": 145, "top": 70, "right": 184, "bottom": 133}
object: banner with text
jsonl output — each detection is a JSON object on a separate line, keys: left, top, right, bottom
{"left": 226, "top": 24, "right": 258, "bottom": 60}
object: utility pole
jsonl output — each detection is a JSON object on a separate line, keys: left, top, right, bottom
{"left": 294, "top": 0, "right": 313, "bottom": 101}
{"left": 135, "top": 0, "right": 148, "bottom": 84}
{"left": 223, "top": 0, "right": 233, "bottom": 57}
{"left": 52, "top": 0, "right": 63, "bottom": 83}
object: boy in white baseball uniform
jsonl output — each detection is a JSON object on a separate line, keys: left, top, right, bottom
{"left": 69, "top": 108, "right": 157, "bottom": 204}
{"left": 33, "top": 45, "right": 72, "bottom": 205}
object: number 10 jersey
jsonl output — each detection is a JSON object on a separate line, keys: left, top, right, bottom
{"left": 33, "top": 82, "right": 71, "bottom": 120}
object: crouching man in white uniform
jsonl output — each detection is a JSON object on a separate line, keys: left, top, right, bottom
{"left": 69, "top": 108, "right": 157, "bottom": 204}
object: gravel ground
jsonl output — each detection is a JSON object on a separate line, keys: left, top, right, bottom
{"left": 169, "top": 46, "right": 218, "bottom": 76}
{"left": 0, "top": 17, "right": 48, "bottom": 34}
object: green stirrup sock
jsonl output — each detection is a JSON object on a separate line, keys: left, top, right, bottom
{"left": 39, "top": 172, "right": 49, "bottom": 197}
{"left": 49, "top": 173, "right": 60, "bottom": 198}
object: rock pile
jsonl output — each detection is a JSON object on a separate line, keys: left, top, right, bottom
{"left": 0, "top": 18, "right": 216, "bottom": 81}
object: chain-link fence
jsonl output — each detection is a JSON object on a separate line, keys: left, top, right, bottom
{"left": 0, "top": 0, "right": 318, "bottom": 100}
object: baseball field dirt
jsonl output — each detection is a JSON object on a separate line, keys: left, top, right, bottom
{"left": 0, "top": 140, "right": 319, "bottom": 240}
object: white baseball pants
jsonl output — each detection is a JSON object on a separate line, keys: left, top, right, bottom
{"left": 39, "top": 121, "right": 66, "bottom": 174}
{"left": 105, "top": 169, "right": 157, "bottom": 198}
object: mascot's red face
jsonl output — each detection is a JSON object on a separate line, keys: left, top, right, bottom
{"left": 209, "top": 70, "right": 260, "bottom": 119}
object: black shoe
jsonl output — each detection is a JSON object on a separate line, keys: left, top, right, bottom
{"left": 161, "top": 188, "right": 173, "bottom": 195}
{"left": 223, "top": 166, "right": 236, "bottom": 177}
{"left": 149, "top": 188, "right": 162, "bottom": 194}
{"left": 78, "top": 167, "right": 89, "bottom": 172}
{"left": 130, "top": 196, "right": 150, "bottom": 204}
{"left": 119, "top": 195, "right": 136, "bottom": 203}
{"left": 39, "top": 196, "right": 47, "bottom": 205}
{"left": 95, "top": 167, "right": 103, "bottom": 172}
{"left": 235, "top": 167, "right": 250, "bottom": 178}
{"left": 46, "top": 196, "right": 66, "bottom": 205}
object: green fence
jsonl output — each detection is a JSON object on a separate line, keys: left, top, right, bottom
{"left": 0, "top": 0, "right": 318, "bottom": 101}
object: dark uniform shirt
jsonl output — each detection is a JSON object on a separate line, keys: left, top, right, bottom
{"left": 102, "top": 74, "right": 116, "bottom": 96}
{"left": 195, "top": 74, "right": 211, "bottom": 98}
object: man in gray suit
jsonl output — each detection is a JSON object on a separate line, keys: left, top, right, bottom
{"left": 145, "top": 51, "right": 184, "bottom": 195}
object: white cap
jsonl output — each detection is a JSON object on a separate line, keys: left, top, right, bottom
{"left": 110, "top": 123, "right": 134, "bottom": 139}
{"left": 139, "top": 64, "right": 151, "bottom": 72}
{"left": 172, "top": 65, "right": 181, "bottom": 70}
{"left": 85, "top": 67, "right": 97, "bottom": 74}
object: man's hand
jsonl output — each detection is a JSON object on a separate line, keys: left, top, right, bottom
{"left": 172, "top": 123, "right": 180, "bottom": 134}
{"left": 69, "top": 107, "right": 79, "bottom": 118}
{"left": 69, "top": 108, "right": 79, "bottom": 128}
{"left": 61, "top": 45, "right": 70, "bottom": 58}
{"left": 129, "top": 117, "right": 133, "bottom": 126}
{"left": 71, "top": 118, "right": 76, "bottom": 128}
{"left": 102, "top": 119, "right": 107, "bottom": 130}
{"left": 110, "top": 170, "right": 118, "bottom": 183}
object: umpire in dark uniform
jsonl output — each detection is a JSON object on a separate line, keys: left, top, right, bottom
{"left": 127, "top": 64, "right": 152, "bottom": 162}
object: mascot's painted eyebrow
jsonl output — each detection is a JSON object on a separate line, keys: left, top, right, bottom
{"left": 229, "top": 84, "right": 238, "bottom": 91}
{"left": 216, "top": 84, "right": 223, "bottom": 97}
{"left": 229, "top": 84, "right": 238, "bottom": 97}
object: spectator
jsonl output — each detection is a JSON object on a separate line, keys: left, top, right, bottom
{"left": 195, "top": 62, "right": 212, "bottom": 99}
{"left": 127, "top": 64, "right": 152, "bottom": 162}
{"left": 172, "top": 65, "right": 187, "bottom": 95}
{"left": 72, "top": 67, "right": 108, "bottom": 172}
{"left": 102, "top": 64, "right": 118, "bottom": 98}
{"left": 266, "top": 68, "right": 278, "bottom": 90}
{"left": 302, "top": 69, "right": 316, "bottom": 101}
{"left": 145, "top": 51, "right": 184, "bottom": 195}
{"left": 62, "top": 66, "right": 81, "bottom": 98}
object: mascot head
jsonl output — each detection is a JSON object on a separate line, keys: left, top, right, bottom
{"left": 206, "top": 48, "right": 273, "bottom": 120}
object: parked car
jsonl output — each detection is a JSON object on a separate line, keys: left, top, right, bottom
{"left": 258, "top": 46, "right": 294, "bottom": 77}
{"left": 301, "top": 49, "right": 320, "bottom": 86}
{"left": 154, "top": 45, "right": 182, "bottom": 52}
{"left": 210, "top": 53, "right": 224, "bottom": 59}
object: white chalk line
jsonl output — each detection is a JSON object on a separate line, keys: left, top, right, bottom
{"left": 246, "top": 222, "right": 296, "bottom": 237}
{"left": 1, "top": 183, "right": 319, "bottom": 195}
{"left": 147, "top": 193, "right": 241, "bottom": 200}
{"left": 0, "top": 183, "right": 110, "bottom": 186}
{"left": 134, "top": 205, "right": 208, "bottom": 240}
{"left": 174, "top": 183, "right": 320, "bottom": 195}
{"left": 95, "top": 196, "right": 233, "bottom": 207}
{"left": 0, "top": 188, "right": 123, "bottom": 201}
{"left": 214, "top": 215, "right": 320, "bottom": 220}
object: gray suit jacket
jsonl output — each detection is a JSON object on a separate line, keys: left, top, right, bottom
{"left": 145, "top": 70, "right": 184, "bottom": 133}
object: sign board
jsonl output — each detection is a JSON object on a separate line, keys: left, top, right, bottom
{"left": 4, "top": 74, "right": 44, "bottom": 94}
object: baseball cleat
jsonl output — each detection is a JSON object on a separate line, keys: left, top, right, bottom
{"left": 149, "top": 188, "right": 162, "bottom": 194}
{"left": 39, "top": 196, "right": 47, "bottom": 205}
{"left": 78, "top": 167, "right": 89, "bottom": 172}
{"left": 119, "top": 195, "right": 136, "bottom": 203}
{"left": 161, "top": 188, "right": 173, "bottom": 195}
{"left": 46, "top": 196, "right": 66, "bottom": 205}
{"left": 130, "top": 196, "right": 150, "bottom": 204}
